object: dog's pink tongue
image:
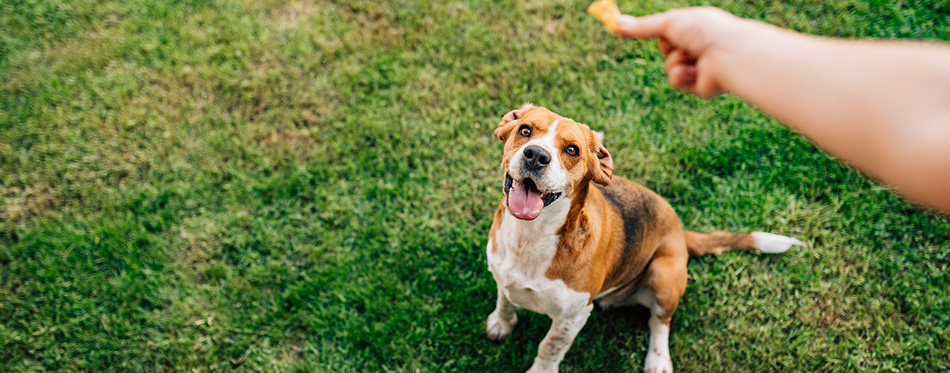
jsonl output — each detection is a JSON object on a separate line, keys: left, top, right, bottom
{"left": 508, "top": 180, "right": 544, "bottom": 220}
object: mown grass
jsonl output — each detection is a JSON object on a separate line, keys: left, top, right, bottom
{"left": 2, "top": 0, "right": 949, "bottom": 371}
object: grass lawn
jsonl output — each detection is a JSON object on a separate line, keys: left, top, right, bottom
{"left": 2, "top": 0, "right": 949, "bottom": 371}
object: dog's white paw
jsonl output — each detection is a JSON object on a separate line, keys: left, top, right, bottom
{"left": 486, "top": 311, "right": 517, "bottom": 342}
{"left": 644, "top": 352, "right": 673, "bottom": 373}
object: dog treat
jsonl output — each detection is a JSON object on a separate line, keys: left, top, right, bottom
{"left": 587, "top": 0, "right": 621, "bottom": 32}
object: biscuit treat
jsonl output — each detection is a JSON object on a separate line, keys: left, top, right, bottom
{"left": 587, "top": 0, "right": 621, "bottom": 32}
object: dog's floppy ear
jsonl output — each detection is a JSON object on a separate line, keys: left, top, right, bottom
{"left": 493, "top": 103, "right": 535, "bottom": 141}
{"left": 589, "top": 131, "right": 613, "bottom": 186}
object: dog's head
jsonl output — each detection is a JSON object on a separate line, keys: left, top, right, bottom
{"left": 493, "top": 103, "right": 613, "bottom": 221}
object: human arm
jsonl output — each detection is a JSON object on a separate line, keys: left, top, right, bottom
{"left": 615, "top": 7, "right": 950, "bottom": 212}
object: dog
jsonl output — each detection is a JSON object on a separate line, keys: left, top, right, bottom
{"left": 484, "top": 104, "right": 803, "bottom": 373}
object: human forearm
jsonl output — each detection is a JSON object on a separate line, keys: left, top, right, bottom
{"left": 616, "top": 7, "right": 950, "bottom": 211}
{"left": 711, "top": 21, "right": 950, "bottom": 210}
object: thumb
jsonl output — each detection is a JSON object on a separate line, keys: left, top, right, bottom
{"left": 614, "top": 13, "right": 672, "bottom": 39}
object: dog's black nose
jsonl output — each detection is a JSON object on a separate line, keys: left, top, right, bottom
{"left": 523, "top": 145, "right": 551, "bottom": 170}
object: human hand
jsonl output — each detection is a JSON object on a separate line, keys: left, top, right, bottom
{"left": 614, "top": 7, "right": 748, "bottom": 98}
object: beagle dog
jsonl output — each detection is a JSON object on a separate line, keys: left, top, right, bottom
{"left": 485, "top": 104, "right": 803, "bottom": 373}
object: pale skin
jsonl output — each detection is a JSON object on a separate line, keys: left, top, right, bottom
{"left": 614, "top": 7, "right": 950, "bottom": 213}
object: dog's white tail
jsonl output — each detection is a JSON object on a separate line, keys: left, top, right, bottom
{"left": 750, "top": 231, "right": 804, "bottom": 254}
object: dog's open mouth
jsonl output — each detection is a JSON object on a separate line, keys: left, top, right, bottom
{"left": 504, "top": 173, "right": 561, "bottom": 220}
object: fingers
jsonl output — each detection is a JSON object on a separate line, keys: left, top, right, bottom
{"left": 613, "top": 8, "right": 727, "bottom": 98}
{"left": 658, "top": 37, "right": 673, "bottom": 56}
{"left": 614, "top": 13, "right": 672, "bottom": 39}
{"left": 666, "top": 51, "right": 724, "bottom": 98}
{"left": 664, "top": 49, "right": 690, "bottom": 74}
{"left": 668, "top": 65, "right": 697, "bottom": 91}
{"left": 665, "top": 49, "right": 697, "bottom": 91}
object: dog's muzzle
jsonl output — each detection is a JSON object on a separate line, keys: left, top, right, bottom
{"left": 504, "top": 174, "right": 561, "bottom": 221}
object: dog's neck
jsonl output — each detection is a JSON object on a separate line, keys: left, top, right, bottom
{"left": 562, "top": 182, "right": 592, "bottom": 231}
{"left": 500, "top": 196, "right": 570, "bottom": 260}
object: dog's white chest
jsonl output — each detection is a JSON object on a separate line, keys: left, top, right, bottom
{"left": 491, "top": 256, "right": 558, "bottom": 314}
{"left": 487, "top": 205, "right": 590, "bottom": 318}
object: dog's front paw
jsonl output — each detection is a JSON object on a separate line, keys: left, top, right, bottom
{"left": 486, "top": 311, "right": 517, "bottom": 342}
{"left": 526, "top": 358, "right": 558, "bottom": 373}
{"left": 644, "top": 352, "right": 673, "bottom": 373}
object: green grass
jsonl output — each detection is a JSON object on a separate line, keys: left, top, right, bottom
{"left": 2, "top": 0, "right": 949, "bottom": 371}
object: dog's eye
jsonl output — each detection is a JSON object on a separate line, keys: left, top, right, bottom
{"left": 518, "top": 125, "right": 532, "bottom": 137}
{"left": 565, "top": 145, "right": 579, "bottom": 157}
